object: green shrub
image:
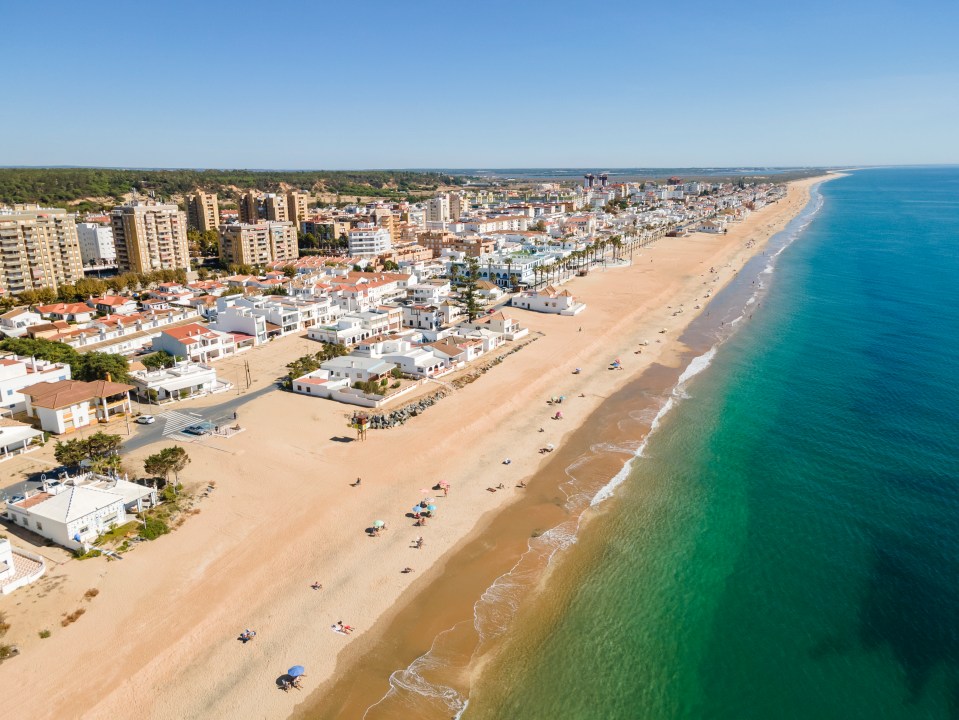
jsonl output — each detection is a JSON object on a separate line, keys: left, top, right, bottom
{"left": 140, "top": 516, "right": 170, "bottom": 540}
{"left": 38, "top": 630, "right": 51, "bottom": 639}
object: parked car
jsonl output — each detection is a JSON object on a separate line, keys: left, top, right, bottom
{"left": 136, "top": 415, "right": 156, "bottom": 425}
{"left": 183, "top": 421, "right": 214, "bottom": 436}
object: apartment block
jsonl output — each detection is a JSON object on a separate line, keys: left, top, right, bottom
{"left": 264, "top": 194, "right": 288, "bottom": 222}
{"left": 348, "top": 224, "right": 392, "bottom": 256}
{"left": 76, "top": 223, "right": 117, "bottom": 265}
{"left": 426, "top": 195, "right": 450, "bottom": 223}
{"left": 286, "top": 191, "right": 309, "bottom": 226}
{"left": 219, "top": 221, "right": 298, "bottom": 266}
{"left": 186, "top": 190, "right": 220, "bottom": 232}
{"left": 239, "top": 192, "right": 259, "bottom": 224}
{"left": 0, "top": 205, "right": 84, "bottom": 294}
{"left": 110, "top": 202, "right": 190, "bottom": 273}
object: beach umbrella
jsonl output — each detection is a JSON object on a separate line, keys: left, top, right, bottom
{"left": 412, "top": 506, "right": 422, "bottom": 514}
{"left": 427, "top": 504, "right": 437, "bottom": 512}
{"left": 373, "top": 520, "right": 385, "bottom": 528}
{"left": 438, "top": 480, "right": 449, "bottom": 487}
{"left": 288, "top": 665, "right": 306, "bottom": 678}
{"left": 423, "top": 497, "right": 436, "bottom": 503}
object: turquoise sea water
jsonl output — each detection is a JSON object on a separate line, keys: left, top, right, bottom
{"left": 466, "top": 168, "right": 959, "bottom": 719}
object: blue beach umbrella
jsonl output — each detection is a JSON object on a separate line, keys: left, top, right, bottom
{"left": 412, "top": 506, "right": 423, "bottom": 514}
{"left": 427, "top": 505, "right": 437, "bottom": 512}
{"left": 288, "top": 665, "right": 306, "bottom": 677}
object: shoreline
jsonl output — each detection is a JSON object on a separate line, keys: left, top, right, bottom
{"left": 0, "top": 176, "right": 831, "bottom": 720}
{"left": 297, "top": 175, "right": 836, "bottom": 718}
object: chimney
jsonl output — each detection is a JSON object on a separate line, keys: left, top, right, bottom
{"left": 105, "top": 372, "right": 112, "bottom": 382}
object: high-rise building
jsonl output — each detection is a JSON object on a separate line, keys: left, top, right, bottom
{"left": 219, "top": 221, "right": 298, "bottom": 267}
{"left": 263, "top": 194, "right": 289, "bottom": 223}
{"left": 450, "top": 192, "right": 469, "bottom": 220}
{"left": 186, "top": 190, "right": 220, "bottom": 232}
{"left": 426, "top": 195, "right": 450, "bottom": 223}
{"left": 0, "top": 205, "right": 84, "bottom": 294}
{"left": 286, "top": 191, "right": 309, "bottom": 227}
{"left": 110, "top": 202, "right": 190, "bottom": 274}
{"left": 76, "top": 222, "right": 117, "bottom": 265}
{"left": 239, "top": 192, "right": 260, "bottom": 224}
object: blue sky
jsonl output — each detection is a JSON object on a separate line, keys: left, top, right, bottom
{"left": 2, "top": 0, "right": 957, "bottom": 168}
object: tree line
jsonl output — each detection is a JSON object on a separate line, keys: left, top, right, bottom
{"left": 0, "top": 168, "right": 468, "bottom": 207}
{"left": 0, "top": 269, "right": 188, "bottom": 310}
{"left": 0, "top": 337, "right": 130, "bottom": 383}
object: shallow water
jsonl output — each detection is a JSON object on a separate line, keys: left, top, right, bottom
{"left": 465, "top": 168, "right": 959, "bottom": 719}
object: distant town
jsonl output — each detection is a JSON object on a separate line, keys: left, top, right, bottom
{"left": 0, "top": 171, "right": 785, "bottom": 585}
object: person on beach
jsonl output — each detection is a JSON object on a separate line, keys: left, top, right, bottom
{"left": 351, "top": 477, "right": 361, "bottom": 487}
{"left": 311, "top": 582, "right": 322, "bottom": 590}
{"left": 402, "top": 567, "right": 414, "bottom": 573}
{"left": 497, "top": 483, "right": 505, "bottom": 490}
{"left": 414, "top": 537, "right": 424, "bottom": 548}
{"left": 518, "top": 480, "right": 527, "bottom": 488}
{"left": 503, "top": 458, "right": 511, "bottom": 465}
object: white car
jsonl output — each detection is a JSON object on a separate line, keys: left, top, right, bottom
{"left": 136, "top": 415, "right": 156, "bottom": 425}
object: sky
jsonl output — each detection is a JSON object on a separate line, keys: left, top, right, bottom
{"left": 2, "top": 0, "right": 958, "bottom": 169}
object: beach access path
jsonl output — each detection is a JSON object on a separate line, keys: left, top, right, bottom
{"left": 0, "top": 176, "right": 827, "bottom": 720}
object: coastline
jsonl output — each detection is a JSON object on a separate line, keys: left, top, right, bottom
{"left": 298, "top": 174, "right": 836, "bottom": 718}
{"left": 0, "top": 175, "right": 830, "bottom": 720}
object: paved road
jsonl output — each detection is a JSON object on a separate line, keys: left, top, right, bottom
{"left": 122, "top": 382, "right": 280, "bottom": 453}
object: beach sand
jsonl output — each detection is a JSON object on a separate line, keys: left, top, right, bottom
{"left": 0, "top": 176, "right": 826, "bottom": 719}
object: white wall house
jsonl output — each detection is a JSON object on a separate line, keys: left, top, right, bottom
{"left": 308, "top": 308, "right": 402, "bottom": 346}
{"left": 0, "top": 308, "right": 43, "bottom": 338}
{"left": 21, "top": 379, "right": 134, "bottom": 435}
{"left": 0, "top": 355, "right": 71, "bottom": 413}
{"left": 211, "top": 305, "right": 268, "bottom": 346}
{"left": 320, "top": 355, "right": 396, "bottom": 384}
{"left": 152, "top": 323, "right": 237, "bottom": 364}
{"left": 511, "top": 286, "right": 586, "bottom": 316}
{"left": 130, "top": 362, "right": 228, "bottom": 402}
{"left": 4, "top": 474, "right": 158, "bottom": 551}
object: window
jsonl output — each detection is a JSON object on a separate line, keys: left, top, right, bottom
{"left": 37, "top": 522, "right": 43, "bottom": 531}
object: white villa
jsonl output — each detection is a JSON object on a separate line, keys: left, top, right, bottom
{"left": 21, "top": 379, "right": 134, "bottom": 435}
{"left": 4, "top": 473, "right": 158, "bottom": 551}
{"left": 0, "top": 354, "right": 71, "bottom": 414}
{"left": 0, "top": 307, "right": 43, "bottom": 338}
{"left": 308, "top": 307, "right": 403, "bottom": 346}
{"left": 152, "top": 323, "right": 238, "bottom": 364}
{"left": 130, "top": 361, "right": 229, "bottom": 403}
{"left": 511, "top": 286, "right": 586, "bottom": 316}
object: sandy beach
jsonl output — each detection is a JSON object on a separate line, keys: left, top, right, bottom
{"left": 0, "top": 176, "right": 828, "bottom": 719}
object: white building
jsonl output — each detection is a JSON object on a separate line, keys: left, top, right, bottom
{"left": 0, "top": 419, "right": 44, "bottom": 462}
{"left": 21, "top": 379, "right": 134, "bottom": 435}
{"left": 0, "top": 355, "right": 71, "bottom": 413}
{"left": 76, "top": 222, "right": 117, "bottom": 265}
{"left": 4, "top": 473, "right": 158, "bottom": 551}
{"left": 308, "top": 308, "right": 402, "bottom": 346}
{"left": 130, "top": 361, "right": 228, "bottom": 402}
{"left": 319, "top": 355, "right": 396, "bottom": 384}
{"left": 0, "top": 307, "right": 43, "bottom": 338}
{"left": 511, "top": 286, "right": 586, "bottom": 315}
{"left": 348, "top": 224, "right": 392, "bottom": 256}
{"left": 426, "top": 195, "right": 450, "bottom": 223}
{"left": 210, "top": 304, "right": 268, "bottom": 346}
{"left": 152, "top": 323, "right": 237, "bottom": 364}
{"left": 0, "top": 536, "right": 45, "bottom": 595}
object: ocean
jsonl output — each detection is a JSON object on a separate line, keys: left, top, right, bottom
{"left": 462, "top": 167, "right": 959, "bottom": 719}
